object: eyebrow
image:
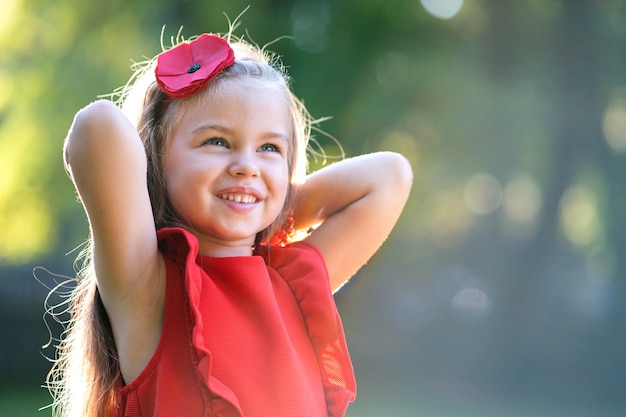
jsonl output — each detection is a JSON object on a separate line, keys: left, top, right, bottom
{"left": 191, "top": 124, "right": 289, "bottom": 143}
{"left": 191, "top": 124, "right": 231, "bottom": 135}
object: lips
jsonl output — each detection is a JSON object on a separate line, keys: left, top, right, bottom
{"left": 215, "top": 186, "right": 263, "bottom": 209}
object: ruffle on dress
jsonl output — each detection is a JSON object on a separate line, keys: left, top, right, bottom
{"left": 157, "top": 227, "right": 356, "bottom": 417}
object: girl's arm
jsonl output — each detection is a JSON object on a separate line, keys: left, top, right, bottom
{"left": 64, "top": 100, "right": 164, "bottom": 380}
{"left": 295, "top": 151, "right": 413, "bottom": 292}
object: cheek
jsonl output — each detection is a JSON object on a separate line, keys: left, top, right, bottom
{"left": 265, "top": 164, "right": 290, "bottom": 212}
{"left": 162, "top": 160, "right": 193, "bottom": 212}
{"left": 164, "top": 152, "right": 202, "bottom": 188}
{"left": 277, "top": 165, "right": 290, "bottom": 198}
{"left": 162, "top": 166, "right": 180, "bottom": 203}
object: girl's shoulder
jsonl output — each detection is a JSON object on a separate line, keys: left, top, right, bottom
{"left": 257, "top": 240, "right": 328, "bottom": 281}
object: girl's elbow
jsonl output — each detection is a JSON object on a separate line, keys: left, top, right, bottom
{"left": 63, "top": 100, "right": 122, "bottom": 169}
{"left": 383, "top": 151, "right": 413, "bottom": 193}
{"left": 64, "top": 115, "right": 85, "bottom": 172}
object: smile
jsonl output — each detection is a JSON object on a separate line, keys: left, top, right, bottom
{"left": 217, "top": 193, "right": 258, "bottom": 204}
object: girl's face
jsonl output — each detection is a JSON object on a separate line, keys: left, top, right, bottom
{"left": 163, "top": 79, "right": 291, "bottom": 255}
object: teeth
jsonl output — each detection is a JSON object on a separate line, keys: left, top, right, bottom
{"left": 218, "top": 194, "right": 257, "bottom": 203}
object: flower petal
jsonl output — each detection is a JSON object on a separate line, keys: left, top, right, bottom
{"left": 155, "top": 34, "right": 235, "bottom": 99}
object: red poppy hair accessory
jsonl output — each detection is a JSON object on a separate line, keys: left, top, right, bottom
{"left": 269, "top": 216, "right": 296, "bottom": 247}
{"left": 259, "top": 216, "right": 296, "bottom": 247}
{"left": 155, "top": 34, "right": 235, "bottom": 99}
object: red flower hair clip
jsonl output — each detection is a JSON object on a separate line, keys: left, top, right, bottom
{"left": 258, "top": 216, "right": 296, "bottom": 247}
{"left": 155, "top": 34, "right": 235, "bottom": 99}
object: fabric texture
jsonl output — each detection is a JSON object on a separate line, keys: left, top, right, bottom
{"left": 117, "top": 227, "right": 356, "bottom": 417}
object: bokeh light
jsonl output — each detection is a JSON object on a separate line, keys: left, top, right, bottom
{"left": 463, "top": 172, "right": 503, "bottom": 215}
{"left": 428, "top": 189, "right": 472, "bottom": 246}
{"left": 421, "top": 0, "right": 464, "bottom": 20}
{"left": 450, "top": 287, "right": 491, "bottom": 322}
{"left": 602, "top": 98, "right": 626, "bottom": 153}
{"left": 559, "top": 184, "right": 601, "bottom": 247}
{"left": 503, "top": 175, "right": 542, "bottom": 223}
{"left": 291, "top": 2, "right": 330, "bottom": 53}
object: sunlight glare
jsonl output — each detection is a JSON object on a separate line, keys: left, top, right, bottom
{"left": 0, "top": 0, "right": 22, "bottom": 39}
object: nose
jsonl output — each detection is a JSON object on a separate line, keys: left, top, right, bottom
{"left": 228, "top": 150, "right": 260, "bottom": 178}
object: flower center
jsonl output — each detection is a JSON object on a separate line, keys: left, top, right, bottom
{"left": 187, "top": 62, "right": 201, "bottom": 73}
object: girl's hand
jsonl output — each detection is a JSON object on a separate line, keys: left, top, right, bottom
{"left": 295, "top": 151, "right": 413, "bottom": 292}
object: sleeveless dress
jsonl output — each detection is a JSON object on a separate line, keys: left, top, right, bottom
{"left": 117, "top": 227, "right": 356, "bottom": 417}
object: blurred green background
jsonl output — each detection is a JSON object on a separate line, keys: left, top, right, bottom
{"left": 2, "top": 0, "right": 626, "bottom": 415}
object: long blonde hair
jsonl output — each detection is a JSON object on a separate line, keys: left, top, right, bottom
{"left": 46, "top": 34, "right": 312, "bottom": 417}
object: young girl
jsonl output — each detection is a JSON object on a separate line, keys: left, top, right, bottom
{"left": 50, "top": 30, "right": 412, "bottom": 417}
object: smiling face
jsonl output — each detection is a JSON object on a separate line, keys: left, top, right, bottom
{"left": 162, "top": 78, "right": 291, "bottom": 256}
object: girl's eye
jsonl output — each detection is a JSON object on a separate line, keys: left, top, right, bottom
{"left": 259, "top": 143, "right": 279, "bottom": 153}
{"left": 204, "top": 137, "right": 228, "bottom": 147}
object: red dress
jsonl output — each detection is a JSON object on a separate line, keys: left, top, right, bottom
{"left": 117, "top": 227, "right": 356, "bottom": 417}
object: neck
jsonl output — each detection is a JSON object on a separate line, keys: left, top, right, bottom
{"left": 196, "top": 236, "right": 256, "bottom": 257}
